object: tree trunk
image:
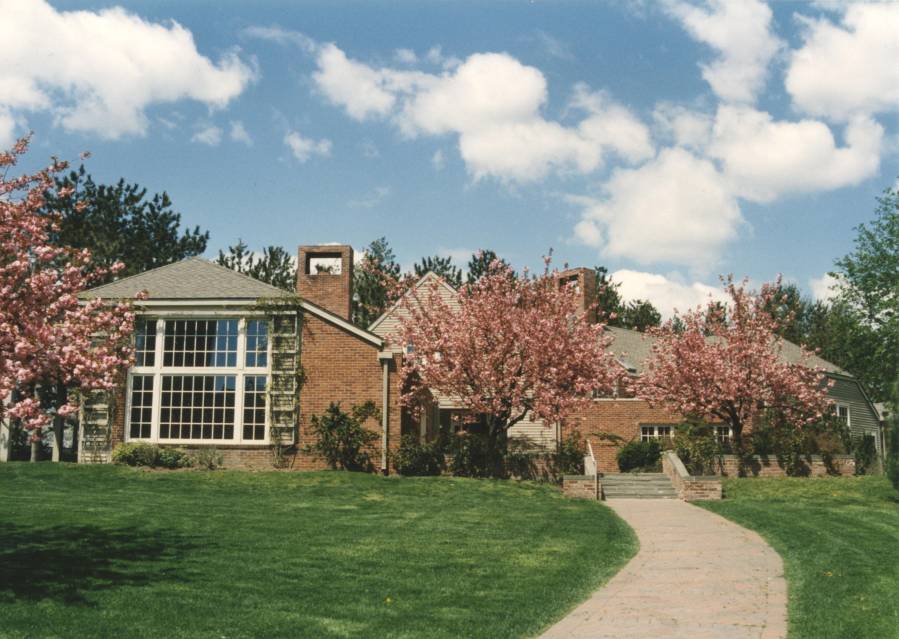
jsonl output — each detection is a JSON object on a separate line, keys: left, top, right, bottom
{"left": 52, "top": 417, "right": 63, "bottom": 463}
{"left": 30, "top": 436, "right": 39, "bottom": 462}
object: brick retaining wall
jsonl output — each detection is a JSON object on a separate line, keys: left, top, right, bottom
{"left": 717, "top": 454, "right": 855, "bottom": 477}
{"left": 562, "top": 475, "right": 600, "bottom": 500}
{"left": 662, "top": 451, "right": 722, "bottom": 501}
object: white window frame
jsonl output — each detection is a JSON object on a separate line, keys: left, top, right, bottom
{"left": 125, "top": 316, "right": 271, "bottom": 446}
{"left": 715, "top": 425, "right": 733, "bottom": 443}
{"left": 640, "top": 424, "right": 674, "bottom": 442}
{"left": 836, "top": 403, "right": 851, "bottom": 428}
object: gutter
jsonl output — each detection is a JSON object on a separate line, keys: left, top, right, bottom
{"left": 378, "top": 352, "right": 393, "bottom": 475}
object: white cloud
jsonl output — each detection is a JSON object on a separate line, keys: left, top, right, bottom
{"left": 786, "top": 3, "right": 899, "bottom": 120}
{"left": 708, "top": 106, "right": 883, "bottom": 202}
{"left": 809, "top": 272, "right": 841, "bottom": 302}
{"left": 0, "top": 108, "right": 20, "bottom": 149}
{"left": 360, "top": 139, "right": 380, "bottom": 158}
{"left": 310, "top": 45, "right": 652, "bottom": 182}
{"left": 348, "top": 185, "right": 391, "bottom": 209}
{"left": 242, "top": 25, "right": 316, "bottom": 53}
{"left": 229, "top": 120, "right": 252, "bottom": 145}
{"left": 532, "top": 30, "right": 575, "bottom": 61}
{"left": 284, "top": 131, "right": 332, "bottom": 162}
{"left": 612, "top": 269, "right": 726, "bottom": 318}
{"left": 394, "top": 48, "right": 418, "bottom": 65}
{"left": 191, "top": 124, "right": 222, "bottom": 146}
{"left": 652, "top": 103, "right": 713, "bottom": 150}
{"left": 572, "top": 148, "right": 742, "bottom": 270}
{"left": 0, "top": 0, "right": 256, "bottom": 139}
{"left": 665, "top": 0, "right": 782, "bottom": 104}
{"left": 431, "top": 149, "right": 445, "bottom": 171}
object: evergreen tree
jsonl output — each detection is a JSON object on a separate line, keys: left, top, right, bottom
{"left": 467, "top": 249, "right": 510, "bottom": 284}
{"left": 353, "top": 237, "right": 401, "bottom": 328}
{"left": 414, "top": 255, "right": 463, "bottom": 288}
{"left": 216, "top": 240, "right": 295, "bottom": 291}
{"left": 43, "top": 166, "right": 208, "bottom": 282}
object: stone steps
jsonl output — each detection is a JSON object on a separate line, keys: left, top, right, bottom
{"left": 601, "top": 473, "right": 678, "bottom": 499}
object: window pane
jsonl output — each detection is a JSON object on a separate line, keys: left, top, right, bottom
{"left": 243, "top": 375, "right": 267, "bottom": 440}
{"left": 129, "top": 375, "right": 154, "bottom": 439}
{"left": 134, "top": 320, "right": 157, "bottom": 367}
{"left": 159, "top": 375, "right": 237, "bottom": 440}
{"left": 246, "top": 320, "right": 269, "bottom": 368}
{"left": 163, "top": 319, "right": 239, "bottom": 368}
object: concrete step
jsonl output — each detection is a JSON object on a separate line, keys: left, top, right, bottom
{"left": 601, "top": 473, "right": 678, "bottom": 499}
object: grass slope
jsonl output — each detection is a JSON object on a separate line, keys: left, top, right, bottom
{"left": 0, "top": 465, "right": 636, "bottom": 639}
{"left": 701, "top": 476, "right": 899, "bottom": 639}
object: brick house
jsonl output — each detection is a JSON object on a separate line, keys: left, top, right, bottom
{"left": 65, "top": 247, "right": 883, "bottom": 473}
{"left": 74, "top": 245, "right": 403, "bottom": 471}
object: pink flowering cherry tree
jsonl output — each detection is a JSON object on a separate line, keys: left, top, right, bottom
{"left": 635, "top": 276, "right": 832, "bottom": 451}
{"left": 0, "top": 137, "right": 140, "bottom": 462}
{"left": 397, "top": 257, "right": 621, "bottom": 475}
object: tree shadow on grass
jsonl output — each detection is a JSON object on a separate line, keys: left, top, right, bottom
{"left": 0, "top": 524, "right": 200, "bottom": 606}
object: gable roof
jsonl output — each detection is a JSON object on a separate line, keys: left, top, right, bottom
{"left": 79, "top": 258, "right": 292, "bottom": 301}
{"left": 368, "top": 271, "right": 460, "bottom": 333}
{"left": 606, "top": 325, "right": 848, "bottom": 376}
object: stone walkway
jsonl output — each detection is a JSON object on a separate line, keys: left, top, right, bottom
{"left": 540, "top": 499, "right": 787, "bottom": 639}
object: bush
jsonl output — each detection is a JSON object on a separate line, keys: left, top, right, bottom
{"left": 553, "top": 434, "right": 587, "bottom": 476}
{"left": 854, "top": 435, "right": 878, "bottom": 475}
{"left": 616, "top": 439, "right": 662, "bottom": 473}
{"left": 447, "top": 433, "right": 492, "bottom": 478}
{"left": 506, "top": 434, "right": 587, "bottom": 484}
{"left": 113, "top": 443, "right": 191, "bottom": 468}
{"left": 306, "top": 401, "right": 380, "bottom": 471}
{"left": 190, "top": 448, "right": 223, "bottom": 470}
{"left": 887, "top": 380, "right": 899, "bottom": 492}
{"left": 393, "top": 435, "right": 444, "bottom": 476}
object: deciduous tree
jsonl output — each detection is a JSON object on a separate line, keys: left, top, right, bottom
{"left": 636, "top": 276, "right": 832, "bottom": 451}
{"left": 397, "top": 256, "right": 621, "bottom": 475}
{"left": 1, "top": 138, "right": 139, "bottom": 461}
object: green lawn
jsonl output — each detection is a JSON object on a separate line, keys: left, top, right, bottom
{"left": 0, "top": 465, "right": 635, "bottom": 639}
{"left": 700, "top": 476, "right": 899, "bottom": 639}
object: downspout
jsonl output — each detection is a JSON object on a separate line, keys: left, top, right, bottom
{"left": 378, "top": 352, "right": 393, "bottom": 475}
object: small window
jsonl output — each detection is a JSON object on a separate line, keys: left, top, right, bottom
{"left": 640, "top": 424, "right": 674, "bottom": 441}
{"left": 716, "top": 426, "right": 733, "bottom": 443}
{"left": 129, "top": 375, "right": 154, "bottom": 439}
{"left": 837, "top": 404, "right": 850, "bottom": 427}
{"left": 245, "top": 320, "right": 268, "bottom": 368}
{"left": 134, "top": 320, "right": 156, "bottom": 367}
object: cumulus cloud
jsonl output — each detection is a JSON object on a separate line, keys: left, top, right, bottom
{"left": 309, "top": 45, "right": 652, "bottom": 182}
{"left": 652, "top": 103, "right": 713, "bottom": 150}
{"left": 0, "top": 108, "right": 20, "bottom": 149}
{"left": 431, "top": 149, "right": 445, "bottom": 171}
{"left": 612, "top": 269, "right": 726, "bottom": 318}
{"left": 809, "top": 272, "right": 841, "bottom": 301}
{"left": 191, "top": 124, "right": 222, "bottom": 146}
{"left": 665, "top": 0, "right": 782, "bottom": 104}
{"left": 0, "top": 0, "right": 256, "bottom": 139}
{"left": 572, "top": 148, "right": 743, "bottom": 270}
{"left": 708, "top": 106, "right": 883, "bottom": 202}
{"left": 229, "top": 120, "right": 253, "bottom": 145}
{"left": 394, "top": 48, "right": 418, "bottom": 65}
{"left": 284, "top": 131, "right": 332, "bottom": 162}
{"left": 786, "top": 3, "right": 899, "bottom": 120}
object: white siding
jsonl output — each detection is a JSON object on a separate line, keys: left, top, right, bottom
{"left": 369, "top": 273, "right": 461, "bottom": 353}
{"left": 509, "top": 414, "right": 557, "bottom": 450}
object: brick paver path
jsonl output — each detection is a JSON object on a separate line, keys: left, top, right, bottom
{"left": 540, "top": 499, "right": 787, "bottom": 639}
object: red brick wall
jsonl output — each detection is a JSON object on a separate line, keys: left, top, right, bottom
{"left": 297, "top": 245, "right": 354, "bottom": 321}
{"left": 296, "top": 312, "right": 402, "bottom": 471}
{"left": 565, "top": 399, "right": 681, "bottom": 474}
{"left": 718, "top": 454, "right": 855, "bottom": 477}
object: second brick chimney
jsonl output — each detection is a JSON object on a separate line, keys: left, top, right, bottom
{"left": 556, "top": 267, "right": 597, "bottom": 323}
{"left": 297, "top": 245, "right": 354, "bottom": 321}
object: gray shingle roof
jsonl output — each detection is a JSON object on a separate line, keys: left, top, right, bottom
{"left": 79, "top": 258, "right": 292, "bottom": 301}
{"left": 606, "top": 325, "right": 847, "bottom": 376}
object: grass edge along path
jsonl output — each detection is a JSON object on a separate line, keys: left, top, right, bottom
{"left": 0, "top": 465, "right": 637, "bottom": 639}
{"left": 699, "top": 476, "right": 899, "bottom": 639}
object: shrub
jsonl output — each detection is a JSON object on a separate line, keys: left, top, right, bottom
{"left": 616, "top": 439, "right": 662, "bottom": 473}
{"left": 551, "top": 434, "right": 586, "bottom": 477}
{"left": 190, "top": 448, "right": 223, "bottom": 470}
{"left": 113, "top": 442, "right": 161, "bottom": 467}
{"left": 447, "top": 432, "right": 492, "bottom": 478}
{"left": 887, "top": 379, "right": 899, "bottom": 492}
{"left": 113, "top": 443, "right": 191, "bottom": 468}
{"left": 306, "top": 401, "right": 380, "bottom": 471}
{"left": 854, "top": 435, "right": 878, "bottom": 475}
{"left": 393, "top": 435, "right": 444, "bottom": 476}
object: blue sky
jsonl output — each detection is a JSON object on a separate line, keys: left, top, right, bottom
{"left": 4, "top": 0, "right": 898, "bottom": 315}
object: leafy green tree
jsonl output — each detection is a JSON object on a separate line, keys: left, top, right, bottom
{"left": 414, "top": 255, "right": 462, "bottom": 288}
{"left": 216, "top": 240, "right": 295, "bottom": 290}
{"left": 353, "top": 237, "right": 401, "bottom": 328}
{"left": 467, "top": 249, "right": 510, "bottom": 284}
{"left": 43, "top": 166, "right": 209, "bottom": 282}
{"left": 619, "top": 299, "right": 662, "bottom": 331}
{"left": 830, "top": 182, "right": 899, "bottom": 400}
{"left": 887, "top": 376, "right": 899, "bottom": 492}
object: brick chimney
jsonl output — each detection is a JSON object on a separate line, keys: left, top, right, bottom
{"left": 556, "top": 267, "right": 597, "bottom": 323}
{"left": 297, "top": 245, "right": 354, "bottom": 320}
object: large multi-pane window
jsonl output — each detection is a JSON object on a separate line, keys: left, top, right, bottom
{"left": 127, "top": 317, "right": 269, "bottom": 444}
